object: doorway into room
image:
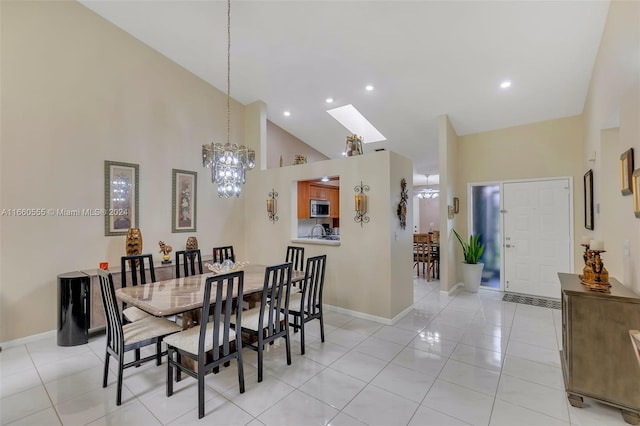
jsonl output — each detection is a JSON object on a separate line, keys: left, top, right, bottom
{"left": 469, "top": 178, "right": 573, "bottom": 297}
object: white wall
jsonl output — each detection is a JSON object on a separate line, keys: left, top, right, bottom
{"left": 439, "top": 114, "right": 460, "bottom": 292}
{"left": 0, "top": 1, "right": 249, "bottom": 341}
{"left": 456, "top": 116, "right": 585, "bottom": 273}
{"left": 266, "top": 121, "right": 328, "bottom": 169}
{"left": 583, "top": 0, "right": 640, "bottom": 292}
{"left": 242, "top": 151, "right": 414, "bottom": 321}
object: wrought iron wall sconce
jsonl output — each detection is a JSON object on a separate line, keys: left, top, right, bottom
{"left": 267, "top": 188, "right": 278, "bottom": 223}
{"left": 354, "top": 181, "right": 370, "bottom": 226}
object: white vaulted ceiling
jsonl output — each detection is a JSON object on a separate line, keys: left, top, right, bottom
{"left": 79, "top": 0, "right": 610, "bottom": 181}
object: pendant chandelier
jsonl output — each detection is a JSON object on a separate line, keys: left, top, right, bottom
{"left": 416, "top": 175, "right": 439, "bottom": 199}
{"left": 202, "top": 0, "right": 255, "bottom": 198}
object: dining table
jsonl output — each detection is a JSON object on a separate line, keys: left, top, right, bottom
{"left": 115, "top": 263, "right": 305, "bottom": 319}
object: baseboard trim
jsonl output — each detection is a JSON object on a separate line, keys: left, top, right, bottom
{"left": 445, "top": 282, "right": 464, "bottom": 295}
{"left": 323, "top": 303, "right": 414, "bottom": 326}
{"left": 0, "top": 329, "right": 57, "bottom": 350}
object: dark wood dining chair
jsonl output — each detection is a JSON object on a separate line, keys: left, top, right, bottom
{"left": 175, "top": 249, "right": 203, "bottom": 278}
{"left": 285, "top": 246, "right": 305, "bottom": 272}
{"left": 286, "top": 246, "right": 304, "bottom": 293}
{"left": 120, "top": 254, "right": 156, "bottom": 323}
{"left": 233, "top": 263, "right": 293, "bottom": 382}
{"left": 413, "top": 234, "right": 432, "bottom": 279}
{"left": 287, "top": 255, "right": 326, "bottom": 355}
{"left": 165, "top": 271, "right": 245, "bottom": 419}
{"left": 97, "top": 269, "right": 181, "bottom": 406}
{"left": 212, "top": 245, "right": 235, "bottom": 264}
{"left": 430, "top": 242, "right": 440, "bottom": 280}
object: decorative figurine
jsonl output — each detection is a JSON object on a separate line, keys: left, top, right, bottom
{"left": 345, "top": 134, "right": 364, "bottom": 156}
{"left": 158, "top": 241, "right": 173, "bottom": 264}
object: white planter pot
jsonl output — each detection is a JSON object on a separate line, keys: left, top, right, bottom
{"left": 462, "top": 262, "right": 484, "bottom": 292}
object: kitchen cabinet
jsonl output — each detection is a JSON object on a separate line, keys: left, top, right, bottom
{"left": 309, "top": 184, "right": 328, "bottom": 200}
{"left": 298, "top": 181, "right": 340, "bottom": 219}
{"left": 558, "top": 273, "right": 640, "bottom": 424}
{"left": 297, "top": 181, "right": 310, "bottom": 218}
{"left": 328, "top": 187, "right": 339, "bottom": 218}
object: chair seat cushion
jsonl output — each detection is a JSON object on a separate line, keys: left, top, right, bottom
{"left": 232, "top": 307, "right": 285, "bottom": 331}
{"left": 123, "top": 306, "right": 151, "bottom": 322}
{"left": 123, "top": 316, "right": 182, "bottom": 345}
{"left": 288, "top": 292, "right": 303, "bottom": 313}
{"left": 163, "top": 322, "right": 236, "bottom": 355}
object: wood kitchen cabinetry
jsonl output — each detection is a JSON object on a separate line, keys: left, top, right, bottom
{"left": 297, "top": 181, "right": 310, "bottom": 218}
{"left": 328, "top": 187, "right": 340, "bottom": 217}
{"left": 297, "top": 180, "right": 340, "bottom": 219}
{"left": 309, "top": 184, "right": 328, "bottom": 200}
{"left": 559, "top": 273, "right": 640, "bottom": 424}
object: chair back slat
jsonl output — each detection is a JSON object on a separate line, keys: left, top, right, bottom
{"left": 121, "top": 254, "right": 156, "bottom": 288}
{"left": 261, "top": 263, "right": 292, "bottom": 337}
{"left": 303, "top": 255, "right": 326, "bottom": 316}
{"left": 213, "top": 246, "right": 235, "bottom": 264}
{"left": 175, "top": 249, "right": 203, "bottom": 278}
{"left": 285, "top": 246, "right": 305, "bottom": 272}
{"left": 97, "top": 270, "right": 124, "bottom": 356}
{"left": 198, "top": 271, "right": 244, "bottom": 363}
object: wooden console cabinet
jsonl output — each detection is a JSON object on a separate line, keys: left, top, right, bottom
{"left": 559, "top": 273, "right": 640, "bottom": 424}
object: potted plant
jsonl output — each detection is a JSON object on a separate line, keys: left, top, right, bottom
{"left": 452, "top": 229, "right": 486, "bottom": 292}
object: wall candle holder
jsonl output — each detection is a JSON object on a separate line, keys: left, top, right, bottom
{"left": 267, "top": 189, "right": 278, "bottom": 223}
{"left": 354, "top": 181, "right": 370, "bottom": 226}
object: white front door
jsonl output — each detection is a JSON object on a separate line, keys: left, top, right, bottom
{"left": 503, "top": 179, "right": 572, "bottom": 299}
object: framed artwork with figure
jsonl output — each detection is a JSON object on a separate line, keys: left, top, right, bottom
{"left": 620, "top": 148, "right": 634, "bottom": 195}
{"left": 172, "top": 169, "right": 197, "bottom": 233}
{"left": 104, "top": 161, "right": 139, "bottom": 236}
{"left": 584, "top": 169, "right": 594, "bottom": 230}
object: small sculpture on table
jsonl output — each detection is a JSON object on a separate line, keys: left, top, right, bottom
{"left": 581, "top": 245, "right": 610, "bottom": 292}
{"left": 158, "top": 241, "right": 173, "bottom": 264}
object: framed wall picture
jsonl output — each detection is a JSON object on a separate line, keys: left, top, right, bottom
{"left": 633, "top": 169, "right": 640, "bottom": 218}
{"left": 620, "top": 148, "right": 634, "bottom": 195}
{"left": 172, "top": 169, "right": 197, "bottom": 233}
{"left": 104, "top": 161, "right": 139, "bottom": 236}
{"left": 584, "top": 169, "right": 594, "bottom": 230}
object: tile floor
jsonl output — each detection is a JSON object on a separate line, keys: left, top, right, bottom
{"left": 0, "top": 277, "right": 628, "bottom": 425}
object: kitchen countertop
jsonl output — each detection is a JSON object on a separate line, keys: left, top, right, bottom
{"left": 291, "top": 237, "right": 340, "bottom": 246}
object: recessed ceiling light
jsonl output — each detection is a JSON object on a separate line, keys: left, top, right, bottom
{"left": 326, "top": 98, "right": 334, "bottom": 103}
{"left": 365, "top": 85, "right": 374, "bottom": 91}
{"left": 500, "top": 81, "right": 512, "bottom": 89}
{"left": 283, "top": 111, "right": 291, "bottom": 116}
{"left": 327, "top": 104, "right": 386, "bottom": 143}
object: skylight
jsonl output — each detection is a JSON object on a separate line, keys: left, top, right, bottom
{"left": 326, "top": 104, "right": 386, "bottom": 143}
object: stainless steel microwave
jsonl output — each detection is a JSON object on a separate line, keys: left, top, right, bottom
{"left": 310, "top": 199, "right": 330, "bottom": 217}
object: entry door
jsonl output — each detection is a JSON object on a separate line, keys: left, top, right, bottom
{"left": 503, "top": 179, "right": 572, "bottom": 299}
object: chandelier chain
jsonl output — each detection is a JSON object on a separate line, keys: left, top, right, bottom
{"left": 226, "top": 0, "right": 231, "bottom": 145}
{"left": 201, "top": 0, "right": 255, "bottom": 197}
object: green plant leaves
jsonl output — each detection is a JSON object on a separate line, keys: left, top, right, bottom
{"left": 453, "top": 229, "right": 485, "bottom": 264}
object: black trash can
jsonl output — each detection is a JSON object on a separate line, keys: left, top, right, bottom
{"left": 57, "top": 271, "right": 90, "bottom": 346}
